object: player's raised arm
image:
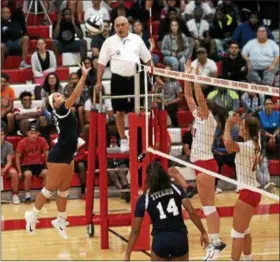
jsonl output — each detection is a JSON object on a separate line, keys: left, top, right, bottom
{"left": 184, "top": 60, "right": 197, "bottom": 113}
{"left": 223, "top": 114, "right": 240, "bottom": 153}
{"left": 65, "top": 62, "right": 90, "bottom": 110}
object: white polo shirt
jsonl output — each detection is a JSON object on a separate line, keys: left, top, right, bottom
{"left": 191, "top": 58, "right": 217, "bottom": 77}
{"left": 98, "top": 32, "right": 152, "bottom": 77}
{"left": 84, "top": 7, "right": 110, "bottom": 22}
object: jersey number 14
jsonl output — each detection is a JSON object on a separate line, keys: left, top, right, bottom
{"left": 156, "top": 198, "right": 179, "bottom": 220}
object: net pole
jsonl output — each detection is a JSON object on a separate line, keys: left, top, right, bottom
{"left": 85, "top": 111, "right": 97, "bottom": 224}
{"left": 159, "top": 110, "right": 168, "bottom": 170}
{"left": 144, "top": 69, "right": 149, "bottom": 151}
{"left": 134, "top": 64, "right": 141, "bottom": 116}
{"left": 98, "top": 113, "right": 109, "bottom": 249}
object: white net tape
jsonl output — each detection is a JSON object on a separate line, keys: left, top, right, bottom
{"left": 143, "top": 65, "right": 279, "bottom": 202}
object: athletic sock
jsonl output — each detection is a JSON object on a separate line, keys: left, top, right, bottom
{"left": 25, "top": 192, "right": 31, "bottom": 199}
{"left": 58, "top": 212, "right": 67, "bottom": 220}
{"left": 32, "top": 206, "right": 40, "bottom": 216}
{"left": 209, "top": 233, "right": 221, "bottom": 246}
{"left": 243, "top": 254, "right": 253, "bottom": 261}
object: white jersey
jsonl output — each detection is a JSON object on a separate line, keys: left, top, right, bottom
{"left": 235, "top": 140, "right": 260, "bottom": 190}
{"left": 190, "top": 109, "right": 216, "bottom": 162}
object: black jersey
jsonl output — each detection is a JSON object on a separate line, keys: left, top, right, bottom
{"left": 53, "top": 102, "right": 78, "bottom": 153}
{"left": 135, "top": 184, "right": 188, "bottom": 236}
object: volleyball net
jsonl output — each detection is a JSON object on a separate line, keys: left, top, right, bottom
{"left": 142, "top": 64, "right": 280, "bottom": 202}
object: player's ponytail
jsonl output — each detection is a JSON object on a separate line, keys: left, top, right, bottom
{"left": 146, "top": 162, "right": 171, "bottom": 194}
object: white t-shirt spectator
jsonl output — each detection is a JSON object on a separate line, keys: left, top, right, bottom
{"left": 235, "top": 140, "right": 260, "bottom": 190}
{"left": 84, "top": 6, "right": 110, "bottom": 22}
{"left": 101, "top": 0, "right": 112, "bottom": 13}
{"left": 187, "top": 19, "right": 209, "bottom": 39}
{"left": 191, "top": 58, "right": 217, "bottom": 76}
{"left": 98, "top": 33, "right": 151, "bottom": 77}
{"left": 13, "top": 107, "right": 41, "bottom": 122}
{"left": 184, "top": 1, "right": 212, "bottom": 17}
{"left": 84, "top": 98, "right": 113, "bottom": 113}
{"left": 190, "top": 109, "right": 216, "bottom": 162}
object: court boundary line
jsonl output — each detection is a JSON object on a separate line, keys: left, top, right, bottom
{"left": 108, "top": 228, "right": 151, "bottom": 258}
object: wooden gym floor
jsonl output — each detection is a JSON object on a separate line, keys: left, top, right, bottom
{"left": 1, "top": 191, "right": 279, "bottom": 261}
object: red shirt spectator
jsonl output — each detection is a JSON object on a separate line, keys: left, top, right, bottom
{"left": 16, "top": 132, "right": 49, "bottom": 165}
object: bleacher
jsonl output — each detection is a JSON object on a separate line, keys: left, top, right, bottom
{"left": 2, "top": 2, "right": 280, "bottom": 201}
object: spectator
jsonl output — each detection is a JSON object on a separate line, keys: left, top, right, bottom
{"left": 41, "top": 73, "right": 63, "bottom": 102}
{"left": 221, "top": 41, "right": 248, "bottom": 82}
{"left": 186, "top": 7, "right": 211, "bottom": 53}
{"left": 91, "top": 20, "right": 111, "bottom": 66}
{"left": 183, "top": 0, "right": 213, "bottom": 21}
{"left": 83, "top": 86, "right": 114, "bottom": 144}
{"left": 210, "top": 8, "right": 237, "bottom": 57}
{"left": 155, "top": 66, "right": 182, "bottom": 127}
{"left": 216, "top": 0, "right": 240, "bottom": 24}
{"left": 158, "top": 7, "right": 190, "bottom": 45}
{"left": 108, "top": 159, "right": 130, "bottom": 203}
{"left": 111, "top": 0, "right": 129, "bottom": 23}
{"left": 161, "top": 20, "right": 194, "bottom": 72}
{"left": 207, "top": 87, "right": 239, "bottom": 115}
{"left": 1, "top": 73, "right": 15, "bottom": 134}
{"left": 241, "top": 92, "right": 262, "bottom": 119}
{"left": 1, "top": 6, "right": 31, "bottom": 69}
{"left": 63, "top": 72, "right": 79, "bottom": 103}
{"left": 160, "top": 0, "right": 180, "bottom": 20}
{"left": 77, "top": 57, "right": 97, "bottom": 89}
{"left": 133, "top": 20, "right": 160, "bottom": 65}
{"left": 84, "top": 0, "right": 110, "bottom": 22}
{"left": 67, "top": 0, "right": 83, "bottom": 23}
{"left": 232, "top": 11, "right": 274, "bottom": 49}
{"left": 16, "top": 124, "right": 49, "bottom": 202}
{"left": 242, "top": 26, "right": 279, "bottom": 86}
{"left": 13, "top": 91, "right": 49, "bottom": 138}
{"left": 1, "top": 127, "right": 20, "bottom": 204}
{"left": 128, "top": 0, "right": 150, "bottom": 25}
{"left": 52, "top": 7, "right": 87, "bottom": 61}
{"left": 31, "top": 38, "right": 57, "bottom": 86}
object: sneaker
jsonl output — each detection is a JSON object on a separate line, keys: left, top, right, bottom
{"left": 204, "top": 242, "right": 226, "bottom": 261}
{"left": 51, "top": 217, "right": 69, "bottom": 239}
{"left": 19, "top": 61, "right": 31, "bottom": 69}
{"left": 120, "top": 139, "right": 129, "bottom": 152}
{"left": 25, "top": 197, "right": 32, "bottom": 203}
{"left": 24, "top": 211, "right": 38, "bottom": 233}
{"left": 12, "top": 194, "right": 20, "bottom": 205}
{"left": 215, "top": 188, "right": 223, "bottom": 194}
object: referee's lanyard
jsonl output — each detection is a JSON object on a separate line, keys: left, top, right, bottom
{"left": 195, "top": 22, "right": 201, "bottom": 37}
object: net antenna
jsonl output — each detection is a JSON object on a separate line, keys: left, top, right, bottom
{"left": 142, "top": 64, "right": 280, "bottom": 202}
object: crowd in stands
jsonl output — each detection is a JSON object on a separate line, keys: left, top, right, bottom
{"left": 1, "top": 0, "right": 279, "bottom": 204}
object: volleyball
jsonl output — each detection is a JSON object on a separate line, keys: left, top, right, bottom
{"left": 85, "top": 15, "right": 104, "bottom": 35}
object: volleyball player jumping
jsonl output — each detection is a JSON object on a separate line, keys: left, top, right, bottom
{"left": 25, "top": 63, "right": 90, "bottom": 239}
{"left": 183, "top": 61, "right": 226, "bottom": 260}
{"left": 124, "top": 162, "right": 209, "bottom": 261}
{"left": 223, "top": 115, "right": 262, "bottom": 261}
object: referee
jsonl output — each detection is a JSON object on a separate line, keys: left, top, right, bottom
{"left": 95, "top": 16, "right": 152, "bottom": 152}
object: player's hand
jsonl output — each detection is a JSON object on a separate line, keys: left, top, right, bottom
{"left": 185, "top": 59, "right": 192, "bottom": 73}
{"left": 168, "top": 167, "right": 180, "bottom": 177}
{"left": 200, "top": 233, "right": 209, "bottom": 249}
{"left": 79, "top": 62, "right": 90, "bottom": 77}
{"left": 18, "top": 172, "right": 22, "bottom": 178}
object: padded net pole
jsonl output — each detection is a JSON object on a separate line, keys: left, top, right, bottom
{"left": 98, "top": 112, "right": 109, "bottom": 249}
{"left": 85, "top": 110, "right": 98, "bottom": 224}
{"left": 134, "top": 64, "right": 141, "bottom": 116}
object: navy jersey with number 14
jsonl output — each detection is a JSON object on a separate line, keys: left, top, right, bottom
{"left": 134, "top": 184, "right": 188, "bottom": 236}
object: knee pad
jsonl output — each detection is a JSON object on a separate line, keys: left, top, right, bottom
{"left": 58, "top": 189, "right": 69, "bottom": 198}
{"left": 202, "top": 206, "right": 216, "bottom": 216}
{"left": 231, "top": 228, "right": 245, "bottom": 238}
{"left": 41, "top": 187, "right": 53, "bottom": 199}
{"left": 244, "top": 228, "right": 250, "bottom": 235}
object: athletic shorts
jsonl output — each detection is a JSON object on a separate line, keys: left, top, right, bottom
{"left": 47, "top": 145, "right": 76, "bottom": 164}
{"left": 5, "top": 39, "right": 21, "bottom": 53}
{"left": 192, "top": 159, "right": 218, "bottom": 176}
{"left": 239, "top": 189, "right": 261, "bottom": 208}
{"left": 21, "top": 164, "right": 46, "bottom": 176}
{"left": 152, "top": 231, "right": 189, "bottom": 259}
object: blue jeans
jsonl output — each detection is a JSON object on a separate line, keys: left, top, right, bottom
{"left": 163, "top": 56, "right": 186, "bottom": 72}
{"left": 247, "top": 68, "right": 276, "bottom": 86}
